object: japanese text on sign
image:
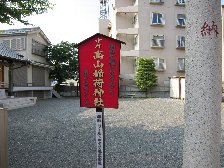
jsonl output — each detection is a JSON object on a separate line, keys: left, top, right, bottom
{"left": 109, "top": 44, "right": 116, "bottom": 96}
{"left": 96, "top": 112, "right": 104, "bottom": 168}
{"left": 79, "top": 33, "right": 122, "bottom": 108}
{"left": 93, "top": 38, "right": 105, "bottom": 107}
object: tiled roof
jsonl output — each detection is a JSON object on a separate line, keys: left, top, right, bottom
{"left": 0, "top": 43, "right": 28, "bottom": 62}
{"left": 0, "top": 27, "right": 40, "bottom": 35}
{"left": 0, "top": 27, "right": 51, "bottom": 44}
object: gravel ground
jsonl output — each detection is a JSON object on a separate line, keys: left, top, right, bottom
{"left": 7, "top": 98, "right": 224, "bottom": 168}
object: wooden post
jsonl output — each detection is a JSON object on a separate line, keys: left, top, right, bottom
{"left": 8, "top": 61, "right": 13, "bottom": 97}
{"left": 96, "top": 107, "right": 105, "bottom": 168}
{"left": 0, "top": 108, "right": 8, "bottom": 168}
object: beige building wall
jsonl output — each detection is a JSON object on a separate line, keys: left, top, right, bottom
{"left": 138, "top": 0, "right": 185, "bottom": 84}
{"left": 99, "top": 19, "right": 110, "bottom": 36}
{"left": 0, "top": 28, "right": 51, "bottom": 88}
{"left": 26, "top": 32, "right": 48, "bottom": 64}
{"left": 100, "top": 0, "right": 186, "bottom": 87}
{"left": 26, "top": 32, "right": 50, "bottom": 86}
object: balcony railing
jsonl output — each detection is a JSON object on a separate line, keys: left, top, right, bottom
{"left": 121, "top": 50, "right": 139, "bottom": 57}
{"left": 13, "top": 86, "right": 53, "bottom": 92}
{"left": 117, "top": 6, "right": 138, "bottom": 13}
{"left": 12, "top": 83, "right": 51, "bottom": 87}
{"left": 117, "top": 28, "right": 138, "bottom": 35}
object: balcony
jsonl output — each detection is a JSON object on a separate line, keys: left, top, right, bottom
{"left": 117, "top": 28, "right": 138, "bottom": 35}
{"left": 121, "top": 50, "right": 139, "bottom": 57}
{"left": 117, "top": 6, "right": 138, "bottom": 13}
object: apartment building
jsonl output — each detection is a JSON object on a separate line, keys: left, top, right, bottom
{"left": 99, "top": 0, "right": 186, "bottom": 94}
{"left": 0, "top": 27, "right": 53, "bottom": 98}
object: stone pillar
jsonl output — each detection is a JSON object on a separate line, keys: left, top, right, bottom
{"left": 183, "top": 1, "right": 222, "bottom": 167}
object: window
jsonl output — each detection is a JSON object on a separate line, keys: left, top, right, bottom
{"left": 150, "top": 0, "right": 164, "bottom": 4}
{"left": 177, "top": 58, "right": 185, "bottom": 71}
{"left": 176, "top": 0, "right": 185, "bottom": 5}
{"left": 151, "top": 12, "right": 165, "bottom": 25}
{"left": 3, "top": 38, "right": 26, "bottom": 50}
{"left": 177, "top": 14, "right": 186, "bottom": 27}
{"left": 176, "top": 35, "right": 185, "bottom": 49}
{"left": 151, "top": 35, "right": 165, "bottom": 48}
{"left": 32, "top": 39, "right": 48, "bottom": 57}
{"left": 154, "top": 58, "right": 166, "bottom": 71}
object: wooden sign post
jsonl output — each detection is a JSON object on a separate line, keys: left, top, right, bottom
{"left": 78, "top": 33, "right": 124, "bottom": 168}
{"left": 0, "top": 108, "right": 8, "bottom": 168}
{"left": 95, "top": 107, "right": 105, "bottom": 168}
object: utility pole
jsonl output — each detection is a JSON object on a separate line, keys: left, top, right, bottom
{"left": 183, "top": 1, "right": 222, "bottom": 167}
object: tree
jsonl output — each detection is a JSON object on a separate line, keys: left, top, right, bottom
{"left": 46, "top": 41, "right": 78, "bottom": 92}
{"left": 0, "top": 0, "right": 53, "bottom": 25}
{"left": 135, "top": 57, "right": 157, "bottom": 95}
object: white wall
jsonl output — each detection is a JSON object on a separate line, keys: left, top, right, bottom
{"left": 26, "top": 32, "right": 48, "bottom": 64}
{"left": 0, "top": 29, "right": 51, "bottom": 87}
{"left": 99, "top": 19, "right": 110, "bottom": 36}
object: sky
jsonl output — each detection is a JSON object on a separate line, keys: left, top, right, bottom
{"left": 0, "top": 0, "right": 100, "bottom": 44}
{"left": 0, "top": 0, "right": 224, "bottom": 44}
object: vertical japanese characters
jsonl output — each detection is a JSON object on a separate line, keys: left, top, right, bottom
{"left": 83, "top": 70, "right": 89, "bottom": 106}
{"left": 96, "top": 113, "right": 103, "bottom": 167}
{"left": 93, "top": 38, "right": 105, "bottom": 107}
{"left": 109, "top": 44, "right": 116, "bottom": 96}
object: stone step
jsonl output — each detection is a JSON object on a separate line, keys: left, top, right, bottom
{"left": 0, "top": 97, "right": 37, "bottom": 110}
{"left": 52, "top": 90, "right": 61, "bottom": 98}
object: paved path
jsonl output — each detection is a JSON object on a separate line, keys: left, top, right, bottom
{"left": 7, "top": 98, "right": 224, "bottom": 168}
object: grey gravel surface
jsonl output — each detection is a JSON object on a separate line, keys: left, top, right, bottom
{"left": 7, "top": 98, "right": 224, "bottom": 168}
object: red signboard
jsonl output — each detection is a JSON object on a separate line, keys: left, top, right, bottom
{"left": 78, "top": 33, "right": 124, "bottom": 109}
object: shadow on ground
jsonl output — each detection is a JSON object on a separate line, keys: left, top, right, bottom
{"left": 105, "top": 125, "right": 184, "bottom": 168}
